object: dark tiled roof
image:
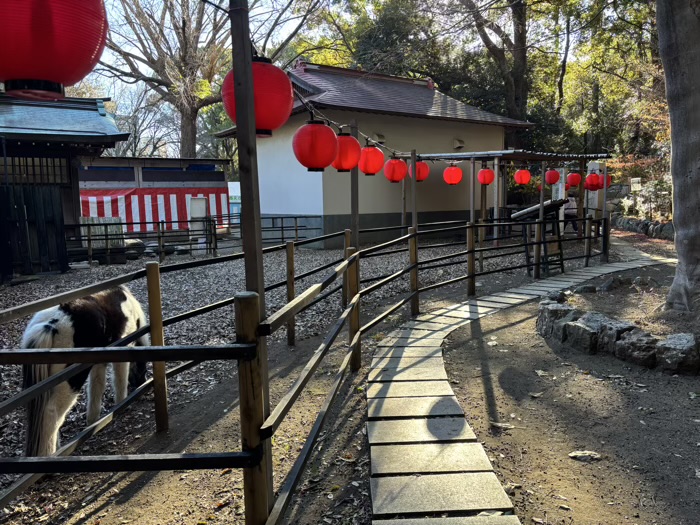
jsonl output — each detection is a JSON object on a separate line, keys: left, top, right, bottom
{"left": 289, "top": 63, "right": 532, "bottom": 128}
{"left": 0, "top": 95, "right": 129, "bottom": 144}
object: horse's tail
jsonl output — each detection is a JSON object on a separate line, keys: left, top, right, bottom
{"left": 21, "top": 315, "right": 59, "bottom": 457}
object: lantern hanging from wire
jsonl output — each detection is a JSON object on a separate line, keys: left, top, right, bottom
{"left": 331, "top": 133, "right": 361, "bottom": 172}
{"left": 545, "top": 169, "right": 560, "bottom": 185}
{"left": 222, "top": 57, "right": 294, "bottom": 137}
{"left": 358, "top": 145, "right": 385, "bottom": 175}
{"left": 384, "top": 159, "right": 408, "bottom": 183}
{"left": 565, "top": 183, "right": 571, "bottom": 191}
{"left": 477, "top": 168, "right": 495, "bottom": 185}
{"left": 567, "top": 172, "right": 582, "bottom": 187}
{"left": 0, "top": 0, "right": 109, "bottom": 100}
{"left": 599, "top": 174, "right": 612, "bottom": 189}
{"left": 409, "top": 161, "right": 430, "bottom": 182}
{"left": 513, "top": 169, "right": 531, "bottom": 185}
{"left": 292, "top": 120, "right": 338, "bottom": 172}
{"left": 585, "top": 172, "right": 600, "bottom": 191}
{"left": 443, "top": 165, "right": 463, "bottom": 185}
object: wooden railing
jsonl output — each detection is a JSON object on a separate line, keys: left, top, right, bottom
{"left": 0, "top": 215, "right": 607, "bottom": 523}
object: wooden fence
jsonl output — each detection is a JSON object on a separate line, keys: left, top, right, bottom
{"left": 0, "top": 215, "right": 607, "bottom": 524}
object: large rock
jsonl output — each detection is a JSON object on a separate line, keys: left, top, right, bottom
{"left": 552, "top": 309, "right": 583, "bottom": 342}
{"left": 565, "top": 313, "right": 610, "bottom": 354}
{"left": 124, "top": 238, "right": 146, "bottom": 255}
{"left": 615, "top": 329, "right": 658, "bottom": 367}
{"left": 659, "top": 222, "right": 675, "bottom": 241}
{"left": 598, "top": 318, "right": 636, "bottom": 354}
{"left": 656, "top": 334, "right": 700, "bottom": 374}
{"left": 536, "top": 301, "right": 577, "bottom": 338}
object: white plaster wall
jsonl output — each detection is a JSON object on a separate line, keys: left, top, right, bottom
{"left": 256, "top": 113, "right": 324, "bottom": 215}
{"left": 318, "top": 111, "right": 506, "bottom": 215}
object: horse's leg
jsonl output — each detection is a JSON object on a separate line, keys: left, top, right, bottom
{"left": 112, "top": 362, "right": 129, "bottom": 403}
{"left": 87, "top": 364, "right": 107, "bottom": 425}
{"left": 39, "top": 381, "right": 79, "bottom": 456}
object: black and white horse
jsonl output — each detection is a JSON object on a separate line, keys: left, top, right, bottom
{"left": 20, "top": 286, "right": 148, "bottom": 456}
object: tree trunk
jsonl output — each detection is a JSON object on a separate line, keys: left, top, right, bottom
{"left": 180, "top": 107, "right": 198, "bottom": 158}
{"left": 657, "top": 0, "right": 700, "bottom": 310}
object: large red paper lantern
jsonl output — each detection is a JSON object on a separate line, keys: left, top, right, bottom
{"left": 514, "top": 169, "right": 531, "bottom": 185}
{"left": 545, "top": 169, "right": 560, "bottom": 185}
{"left": 0, "top": 0, "right": 108, "bottom": 100}
{"left": 384, "top": 159, "right": 408, "bottom": 183}
{"left": 567, "top": 172, "right": 582, "bottom": 187}
{"left": 600, "top": 174, "right": 612, "bottom": 189}
{"left": 443, "top": 166, "right": 463, "bottom": 185}
{"left": 585, "top": 173, "right": 600, "bottom": 191}
{"left": 359, "top": 145, "right": 385, "bottom": 176}
{"left": 331, "top": 133, "right": 361, "bottom": 172}
{"left": 478, "top": 168, "right": 495, "bottom": 185}
{"left": 565, "top": 183, "right": 571, "bottom": 191}
{"left": 222, "top": 58, "right": 293, "bottom": 136}
{"left": 409, "top": 161, "right": 430, "bottom": 182}
{"left": 292, "top": 120, "right": 338, "bottom": 172}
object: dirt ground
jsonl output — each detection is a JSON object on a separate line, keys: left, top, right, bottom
{"left": 444, "top": 262, "right": 699, "bottom": 525}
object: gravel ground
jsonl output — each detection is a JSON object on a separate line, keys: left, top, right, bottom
{"left": 0, "top": 232, "right": 603, "bottom": 521}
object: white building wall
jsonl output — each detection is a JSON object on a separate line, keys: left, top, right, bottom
{"left": 256, "top": 113, "right": 324, "bottom": 215}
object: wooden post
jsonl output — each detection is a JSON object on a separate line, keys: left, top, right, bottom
{"left": 105, "top": 224, "right": 111, "bottom": 265}
{"left": 533, "top": 221, "right": 542, "bottom": 280}
{"left": 467, "top": 223, "right": 476, "bottom": 296}
{"left": 342, "top": 229, "right": 351, "bottom": 307}
{"left": 408, "top": 227, "right": 419, "bottom": 315}
{"left": 235, "top": 292, "right": 269, "bottom": 525}
{"left": 539, "top": 161, "right": 546, "bottom": 222}
{"left": 286, "top": 241, "right": 295, "bottom": 346}
{"left": 493, "top": 156, "right": 500, "bottom": 245}
{"left": 602, "top": 217, "right": 610, "bottom": 262}
{"left": 157, "top": 221, "right": 164, "bottom": 263}
{"left": 584, "top": 214, "right": 593, "bottom": 267}
{"left": 294, "top": 217, "right": 299, "bottom": 241}
{"left": 211, "top": 218, "right": 219, "bottom": 257}
{"left": 87, "top": 223, "right": 92, "bottom": 264}
{"left": 401, "top": 178, "right": 407, "bottom": 226}
{"left": 146, "top": 262, "right": 168, "bottom": 432}
{"left": 350, "top": 120, "right": 360, "bottom": 249}
{"left": 478, "top": 220, "right": 485, "bottom": 272}
{"left": 347, "top": 247, "right": 361, "bottom": 371}
{"left": 470, "top": 158, "right": 476, "bottom": 222}
{"left": 410, "top": 150, "right": 418, "bottom": 229}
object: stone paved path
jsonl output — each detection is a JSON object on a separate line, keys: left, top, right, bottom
{"left": 368, "top": 243, "right": 676, "bottom": 524}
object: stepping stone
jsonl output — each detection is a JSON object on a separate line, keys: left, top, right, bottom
{"left": 367, "top": 380, "right": 455, "bottom": 399}
{"left": 401, "top": 320, "right": 466, "bottom": 331}
{"left": 518, "top": 283, "right": 566, "bottom": 290}
{"left": 367, "top": 417, "right": 476, "bottom": 444}
{"left": 468, "top": 299, "right": 511, "bottom": 309}
{"left": 371, "top": 472, "right": 513, "bottom": 516}
{"left": 478, "top": 295, "right": 527, "bottom": 306}
{"left": 367, "top": 396, "right": 463, "bottom": 419}
{"left": 492, "top": 292, "right": 536, "bottom": 301}
{"left": 383, "top": 330, "right": 445, "bottom": 341}
{"left": 377, "top": 337, "right": 446, "bottom": 348}
{"left": 373, "top": 346, "right": 443, "bottom": 359}
{"left": 502, "top": 288, "right": 545, "bottom": 297}
{"left": 371, "top": 356, "right": 445, "bottom": 369}
{"left": 368, "top": 366, "right": 448, "bottom": 383}
{"left": 372, "top": 517, "right": 521, "bottom": 525}
{"left": 370, "top": 442, "right": 492, "bottom": 475}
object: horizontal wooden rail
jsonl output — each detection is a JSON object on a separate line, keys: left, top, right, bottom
{"left": 304, "top": 283, "right": 343, "bottom": 311}
{"left": 260, "top": 297, "right": 357, "bottom": 439}
{"left": 293, "top": 230, "right": 345, "bottom": 246}
{"left": 0, "top": 270, "right": 147, "bottom": 325}
{"left": 0, "top": 344, "right": 256, "bottom": 365}
{"left": 162, "top": 296, "right": 237, "bottom": 326}
{"left": 358, "top": 232, "right": 413, "bottom": 257}
{"left": 265, "top": 345, "right": 355, "bottom": 525}
{"left": 419, "top": 248, "right": 470, "bottom": 267}
{"left": 0, "top": 452, "right": 259, "bottom": 474}
{"left": 359, "top": 263, "right": 415, "bottom": 297}
{"left": 418, "top": 273, "right": 472, "bottom": 293}
{"left": 360, "top": 292, "right": 416, "bottom": 334}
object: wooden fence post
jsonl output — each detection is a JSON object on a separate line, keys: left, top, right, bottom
{"left": 294, "top": 217, "right": 299, "bottom": 241}
{"left": 286, "top": 241, "right": 295, "bottom": 346}
{"left": 602, "top": 217, "right": 610, "bottom": 263}
{"left": 533, "top": 221, "right": 542, "bottom": 280}
{"left": 478, "top": 221, "right": 485, "bottom": 272}
{"left": 342, "top": 229, "right": 351, "bottom": 308}
{"left": 157, "top": 221, "right": 164, "bottom": 263}
{"left": 87, "top": 223, "right": 92, "bottom": 264}
{"left": 408, "top": 227, "right": 419, "bottom": 315}
{"left": 146, "top": 261, "right": 169, "bottom": 432}
{"left": 347, "top": 247, "right": 361, "bottom": 371}
{"left": 584, "top": 214, "right": 593, "bottom": 267}
{"left": 467, "top": 223, "right": 476, "bottom": 296}
{"left": 211, "top": 218, "right": 219, "bottom": 257}
{"left": 235, "top": 292, "right": 269, "bottom": 525}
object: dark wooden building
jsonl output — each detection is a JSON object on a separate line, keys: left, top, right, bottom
{"left": 0, "top": 95, "right": 128, "bottom": 279}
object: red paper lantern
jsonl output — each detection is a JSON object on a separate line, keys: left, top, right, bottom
{"left": 443, "top": 166, "right": 463, "bottom": 185}
{"left": 545, "top": 169, "right": 560, "bottom": 185}
{"left": 567, "top": 172, "right": 582, "bottom": 187}
{"left": 514, "top": 169, "right": 531, "bottom": 185}
{"left": 537, "top": 184, "right": 543, "bottom": 192}
{"left": 331, "top": 133, "right": 361, "bottom": 172}
{"left": 359, "top": 145, "right": 385, "bottom": 176}
{"left": 292, "top": 120, "right": 338, "bottom": 172}
{"left": 478, "top": 168, "right": 495, "bottom": 185}
{"left": 585, "top": 173, "right": 599, "bottom": 191}
{"left": 0, "top": 0, "right": 108, "bottom": 100}
{"left": 409, "top": 161, "right": 430, "bottom": 182}
{"left": 222, "top": 58, "right": 293, "bottom": 136}
{"left": 600, "top": 174, "right": 612, "bottom": 189}
{"left": 384, "top": 159, "right": 408, "bottom": 183}
{"left": 565, "top": 183, "right": 571, "bottom": 191}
